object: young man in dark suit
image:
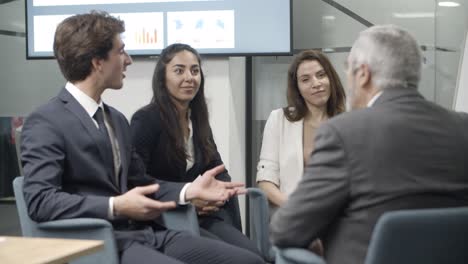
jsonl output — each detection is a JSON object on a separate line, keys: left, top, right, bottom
{"left": 21, "top": 11, "right": 263, "bottom": 264}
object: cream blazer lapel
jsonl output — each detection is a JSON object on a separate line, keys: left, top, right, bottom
{"left": 281, "top": 115, "right": 304, "bottom": 196}
{"left": 257, "top": 108, "right": 305, "bottom": 196}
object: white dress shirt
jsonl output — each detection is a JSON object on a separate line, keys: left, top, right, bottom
{"left": 185, "top": 111, "right": 195, "bottom": 172}
{"left": 367, "top": 90, "right": 384, "bottom": 107}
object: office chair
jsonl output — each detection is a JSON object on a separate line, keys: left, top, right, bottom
{"left": 364, "top": 207, "right": 468, "bottom": 264}
{"left": 275, "top": 206, "right": 468, "bottom": 264}
{"left": 247, "top": 187, "right": 276, "bottom": 262}
{"left": 14, "top": 127, "right": 118, "bottom": 263}
{"left": 247, "top": 187, "right": 325, "bottom": 263}
{"left": 14, "top": 176, "right": 201, "bottom": 263}
{"left": 13, "top": 176, "right": 119, "bottom": 264}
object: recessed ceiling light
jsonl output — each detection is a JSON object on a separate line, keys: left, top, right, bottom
{"left": 393, "top": 12, "right": 435, "bottom": 18}
{"left": 438, "top": 1, "right": 460, "bottom": 7}
{"left": 322, "top": 16, "right": 336, "bottom": 20}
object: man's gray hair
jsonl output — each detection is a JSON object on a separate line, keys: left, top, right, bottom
{"left": 349, "top": 25, "right": 422, "bottom": 90}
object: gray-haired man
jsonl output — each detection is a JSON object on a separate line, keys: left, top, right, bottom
{"left": 271, "top": 24, "right": 468, "bottom": 264}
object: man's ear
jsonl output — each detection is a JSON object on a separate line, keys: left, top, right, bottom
{"left": 356, "top": 64, "right": 372, "bottom": 90}
{"left": 91, "top": 57, "right": 103, "bottom": 72}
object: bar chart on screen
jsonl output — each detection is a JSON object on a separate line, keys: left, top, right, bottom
{"left": 135, "top": 29, "right": 158, "bottom": 45}
{"left": 116, "top": 12, "right": 164, "bottom": 50}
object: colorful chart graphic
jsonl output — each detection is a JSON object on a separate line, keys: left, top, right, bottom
{"left": 115, "top": 12, "right": 164, "bottom": 50}
{"left": 135, "top": 28, "right": 158, "bottom": 44}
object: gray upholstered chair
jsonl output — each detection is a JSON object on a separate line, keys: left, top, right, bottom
{"left": 275, "top": 206, "right": 468, "bottom": 264}
{"left": 13, "top": 176, "right": 119, "bottom": 264}
{"left": 248, "top": 187, "right": 324, "bottom": 263}
{"left": 14, "top": 177, "right": 200, "bottom": 264}
{"left": 247, "top": 187, "right": 276, "bottom": 262}
{"left": 162, "top": 204, "right": 200, "bottom": 236}
{"left": 364, "top": 207, "right": 468, "bottom": 264}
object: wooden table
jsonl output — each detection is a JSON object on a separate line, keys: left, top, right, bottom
{"left": 0, "top": 236, "right": 104, "bottom": 264}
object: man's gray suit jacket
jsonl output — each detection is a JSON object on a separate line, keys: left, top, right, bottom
{"left": 271, "top": 87, "right": 468, "bottom": 264}
{"left": 21, "top": 88, "right": 185, "bottom": 251}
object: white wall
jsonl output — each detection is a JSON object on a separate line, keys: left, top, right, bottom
{"left": 102, "top": 57, "right": 248, "bottom": 229}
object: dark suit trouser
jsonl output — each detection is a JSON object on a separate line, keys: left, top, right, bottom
{"left": 120, "top": 229, "right": 264, "bottom": 264}
{"left": 199, "top": 218, "right": 261, "bottom": 257}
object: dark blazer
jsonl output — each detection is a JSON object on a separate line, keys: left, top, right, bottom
{"left": 21, "top": 88, "right": 185, "bottom": 251}
{"left": 270, "top": 87, "right": 468, "bottom": 264}
{"left": 130, "top": 104, "right": 242, "bottom": 230}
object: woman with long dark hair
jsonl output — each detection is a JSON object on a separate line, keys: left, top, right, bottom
{"left": 256, "top": 50, "right": 346, "bottom": 209}
{"left": 131, "top": 43, "right": 259, "bottom": 256}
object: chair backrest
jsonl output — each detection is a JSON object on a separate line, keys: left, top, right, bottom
{"left": 364, "top": 207, "right": 468, "bottom": 264}
{"left": 13, "top": 176, "right": 119, "bottom": 264}
{"left": 162, "top": 204, "right": 200, "bottom": 236}
{"left": 247, "top": 187, "right": 275, "bottom": 262}
{"left": 14, "top": 126, "right": 23, "bottom": 176}
{"left": 13, "top": 176, "right": 38, "bottom": 236}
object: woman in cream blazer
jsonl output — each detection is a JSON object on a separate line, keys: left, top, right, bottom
{"left": 257, "top": 50, "right": 346, "bottom": 209}
{"left": 257, "top": 108, "right": 304, "bottom": 198}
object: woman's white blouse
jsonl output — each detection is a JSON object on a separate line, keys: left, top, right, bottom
{"left": 256, "top": 108, "right": 304, "bottom": 196}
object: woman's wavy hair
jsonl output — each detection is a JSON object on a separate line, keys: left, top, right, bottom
{"left": 151, "top": 43, "right": 215, "bottom": 166}
{"left": 284, "top": 50, "right": 346, "bottom": 121}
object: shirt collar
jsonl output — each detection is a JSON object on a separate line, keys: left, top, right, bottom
{"left": 367, "top": 90, "right": 384, "bottom": 107}
{"left": 65, "top": 82, "right": 104, "bottom": 118}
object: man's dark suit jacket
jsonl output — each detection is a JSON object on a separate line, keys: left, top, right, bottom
{"left": 21, "top": 88, "right": 186, "bottom": 251}
{"left": 271, "top": 87, "right": 468, "bottom": 264}
{"left": 130, "top": 104, "right": 242, "bottom": 230}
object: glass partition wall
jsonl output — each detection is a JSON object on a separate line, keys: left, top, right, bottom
{"left": 1, "top": 0, "right": 64, "bottom": 235}
{"left": 1, "top": 1, "right": 63, "bottom": 194}
{"left": 247, "top": 0, "right": 468, "bottom": 187}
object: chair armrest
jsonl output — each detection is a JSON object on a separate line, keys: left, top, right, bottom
{"left": 37, "top": 218, "right": 112, "bottom": 230}
{"left": 162, "top": 204, "right": 200, "bottom": 236}
{"left": 35, "top": 218, "right": 118, "bottom": 264}
{"left": 246, "top": 187, "right": 275, "bottom": 262}
{"left": 275, "top": 247, "right": 326, "bottom": 264}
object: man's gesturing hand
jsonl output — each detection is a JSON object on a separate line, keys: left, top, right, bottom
{"left": 113, "top": 184, "right": 176, "bottom": 220}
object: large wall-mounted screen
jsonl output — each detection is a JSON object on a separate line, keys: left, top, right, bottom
{"left": 25, "top": 0, "right": 292, "bottom": 58}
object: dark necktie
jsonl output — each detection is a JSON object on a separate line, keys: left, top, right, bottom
{"left": 93, "top": 107, "right": 116, "bottom": 182}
